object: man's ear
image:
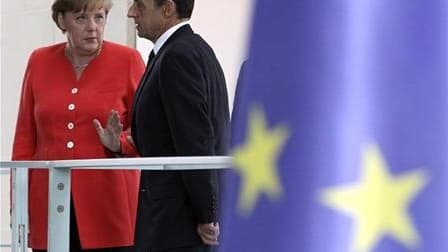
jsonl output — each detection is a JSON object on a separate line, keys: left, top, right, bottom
{"left": 57, "top": 13, "right": 67, "bottom": 32}
{"left": 162, "top": 0, "right": 177, "bottom": 18}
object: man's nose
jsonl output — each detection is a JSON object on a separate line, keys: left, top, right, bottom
{"left": 127, "top": 5, "right": 136, "bottom": 18}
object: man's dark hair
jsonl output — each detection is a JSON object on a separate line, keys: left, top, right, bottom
{"left": 155, "top": 0, "right": 194, "bottom": 19}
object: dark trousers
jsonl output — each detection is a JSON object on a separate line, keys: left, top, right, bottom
{"left": 33, "top": 197, "right": 135, "bottom": 252}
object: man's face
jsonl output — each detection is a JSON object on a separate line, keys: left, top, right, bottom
{"left": 128, "top": 0, "right": 166, "bottom": 42}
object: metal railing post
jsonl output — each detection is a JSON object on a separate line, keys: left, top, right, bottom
{"left": 10, "top": 167, "right": 29, "bottom": 252}
{"left": 47, "top": 167, "right": 71, "bottom": 252}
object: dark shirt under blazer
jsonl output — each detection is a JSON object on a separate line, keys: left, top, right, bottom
{"left": 132, "top": 25, "right": 230, "bottom": 251}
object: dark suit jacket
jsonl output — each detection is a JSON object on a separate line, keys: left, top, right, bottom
{"left": 132, "top": 25, "right": 230, "bottom": 251}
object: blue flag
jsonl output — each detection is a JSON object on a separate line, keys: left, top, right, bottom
{"left": 220, "top": 1, "right": 448, "bottom": 251}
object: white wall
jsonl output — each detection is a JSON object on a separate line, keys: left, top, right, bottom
{"left": 0, "top": 0, "right": 254, "bottom": 250}
{"left": 192, "top": 0, "right": 253, "bottom": 107}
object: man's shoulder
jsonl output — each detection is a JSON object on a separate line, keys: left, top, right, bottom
{"left": 164, "top": 33, "right": 212, "bottom": 59}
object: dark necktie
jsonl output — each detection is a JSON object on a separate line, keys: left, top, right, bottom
{"left": 147, "top": 50, "right": 156, "bottom": 67}
{"left": 140, "top": 50, "right": 155, "bottom": 84}
{"left": 134, "top": 50, "right": 156, "bottom": 105}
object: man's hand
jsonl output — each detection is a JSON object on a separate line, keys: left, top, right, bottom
{"left": 197, "top": 222, "right": 220, "bottom": 245}
{"left": 93, "top": 110, "right": 122, "bottom": 153}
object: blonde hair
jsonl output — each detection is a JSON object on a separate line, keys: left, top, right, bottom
{"left": 51, "top": 0, "right": 112, "bottom": 31}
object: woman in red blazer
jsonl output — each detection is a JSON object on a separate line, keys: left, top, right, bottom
{"left": 12, "top": 0, "right": 145, "bottom": 251}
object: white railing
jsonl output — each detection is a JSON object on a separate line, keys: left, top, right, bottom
{"left": 0, "top": 156, "right": 233, "bottom": 252}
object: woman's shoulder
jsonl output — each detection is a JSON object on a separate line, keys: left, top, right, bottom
{"left": 102, "top": 41, "right": 140, "bottom": 57}
{"left": 27, "top": 42, "right": 65, "bottom": 65}
{"left": 32, "top": 43, "right": 65, "bottom": 56}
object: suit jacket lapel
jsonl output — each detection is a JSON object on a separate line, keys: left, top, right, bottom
{"left": 132, "top": 25, "right": 195, "bottom": 124}
{"left": 132, "top": 51, "right": 157, "bottom": 115}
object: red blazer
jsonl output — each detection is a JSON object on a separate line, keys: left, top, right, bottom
{"left": 12, "top": 41, "right": 145, "bottom": 249}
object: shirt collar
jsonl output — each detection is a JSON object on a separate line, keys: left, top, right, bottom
{"left": 153, "top": 21, "right": 189, "bottom": 55}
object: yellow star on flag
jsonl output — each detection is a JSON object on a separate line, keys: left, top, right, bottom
{"left": 232, "top": 106, "right": 289, "bottom": 215}
{"left": 320, "top": 143, "right": 428, "bottom": 252}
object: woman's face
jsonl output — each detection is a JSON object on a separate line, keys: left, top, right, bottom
{"left": 59, "top": 8, "right": 107, "bottom": 56}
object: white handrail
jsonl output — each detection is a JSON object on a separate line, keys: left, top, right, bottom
{"left": 0, "top": 156, "right": 233, "bottom": 252}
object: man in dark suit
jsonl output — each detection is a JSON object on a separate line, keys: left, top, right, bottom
{"left": 127, "top": 0, "right": 230, "bottom": 251}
